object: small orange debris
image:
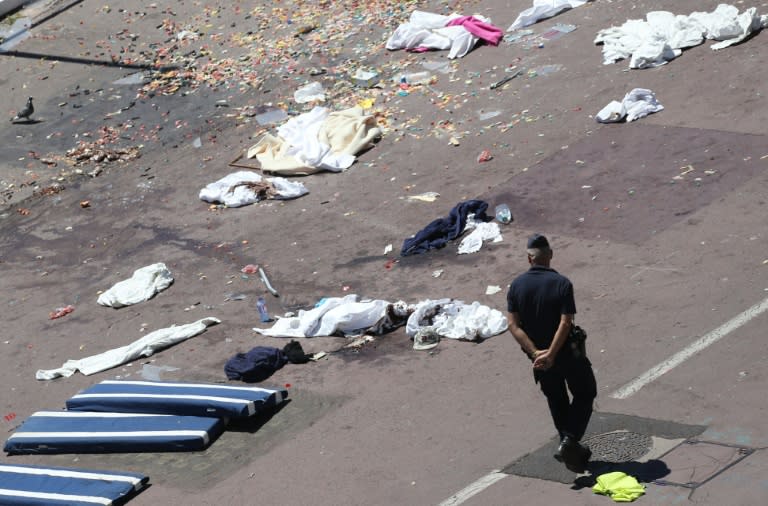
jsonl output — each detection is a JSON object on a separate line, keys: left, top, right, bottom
{"left": 49, "top": 305, "right": 75, "bottom": 319}
{"left": 477, "top": 150, "right": 493, "bottom": 163}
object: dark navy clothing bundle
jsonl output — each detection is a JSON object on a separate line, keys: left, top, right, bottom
{"left": 224, "top": 341, "right": 311, "bottom": 382}
{"left": 401, "top": 199, "right": 491, "bottom": 256}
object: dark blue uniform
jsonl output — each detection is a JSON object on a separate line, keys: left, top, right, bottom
{"left": 508, "top": 265, "right": 597, "bottom": 441}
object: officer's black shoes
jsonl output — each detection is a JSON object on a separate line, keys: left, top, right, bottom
{"left": 566, "top": 445, "right": 591, "bottom": 474}
{"left": 553, "top": 437, "right": 567, "bottom": 462}
{"left": 555, "top": 436, "right": 591, "bottom": 473}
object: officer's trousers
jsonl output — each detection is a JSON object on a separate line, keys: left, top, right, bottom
{"left": 536, "top": 356, "right": 597, "bottom": 441}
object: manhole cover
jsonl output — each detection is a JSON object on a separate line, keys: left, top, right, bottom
{"left": 583, "top": 431, "right": 653, "bottom": 463}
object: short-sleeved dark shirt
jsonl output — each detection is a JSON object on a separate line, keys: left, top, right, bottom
{"left": 507, "top": 265, "right": 576, "bottom": 349}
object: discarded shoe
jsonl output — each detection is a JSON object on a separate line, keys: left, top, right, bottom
{"left": 413, "top": 328, "right": 440, "bottom": 351}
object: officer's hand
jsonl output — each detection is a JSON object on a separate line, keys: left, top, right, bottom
{"left": 533, "top": 351, "right": 553, "bottom": 371}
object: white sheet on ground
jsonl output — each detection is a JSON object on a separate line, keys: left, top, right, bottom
{"left": 508, "top": 0, "right": 589, "bottom": 32}
{"left": 596, "top": 88, "right": 664, "bottom": 123}
{"left": 199, "top": 170, "right": 308, "bottom": 207}
{"left": 36, "top": 317, "right": 221, "bottom": 380}
{"left": 385, "top": 10, "right": 482, "bottom": 59}
{"left": 595, "top": 4, "right": 768, "bottom": 68}
{"left": 254, "top": 295, "right": 507, "bottom": 342}
{"left": 253, "top": 294, "right": 391, "bottom": 337}
{"left": 97, "top": 263, "right": 174, "bottom": 308}
{"left": 405, "top": 299, "right": 508, "bottom": 341}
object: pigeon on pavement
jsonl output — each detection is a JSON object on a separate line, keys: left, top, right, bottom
{"left": 11, "top": 97, "right": 34, "bottom": 122}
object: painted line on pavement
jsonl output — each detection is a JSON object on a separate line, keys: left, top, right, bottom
{"left": 612, "top": 296, "right": 768, "bottom": 399}
{"left": 438, "top": 471, "right": 507, "bottom": 506}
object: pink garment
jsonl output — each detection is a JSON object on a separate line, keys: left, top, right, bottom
{"left": 445, "top": 16, "right": 503, "bottom": 46}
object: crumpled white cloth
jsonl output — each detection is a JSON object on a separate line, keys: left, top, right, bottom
{"left": 596, "top": 88, "right": 664, "bottom": 123}
{"left": 386, "top": 10, "right": 481, "bottom": 59}
{"left": 595, "top": 4, "right": 768, "bottom": 68}
{"left": 253, "top": 294, "right": 397, "bottom": 337}
{"left": 508, "top": 0, "right": 589, "bottom": 32}
{"left": 199, "top": 170, "right": 308, "bottom": 207}
{"left": 458, "top": 220, "right": 503, "bottom": 254}
{"left": 36, "top": 317, "right": 221, "bottom": 380}
{"left": 405, "top": 299, "right": 508, "bottom": 341}
{"left": 97, "top": 263, "right": 174, "bottom": 308}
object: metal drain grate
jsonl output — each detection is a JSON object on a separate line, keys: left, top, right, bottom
{"left": 583, "top": 431, "right": 653, "bottom": 463}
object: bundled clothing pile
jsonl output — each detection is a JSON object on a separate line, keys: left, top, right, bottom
{"left": 246, "top": 106, "right": 382, "bottom": 175}
{"left": 405, "top": 299, "right": 508, "bottom": 343}
{"left": 224, "top": 340, "right": 313, "bottom": 383}
{"left": 596, "top": 88, "right": 664, "bottom": 123}
{"left": 386, "top": 10, "right": 502, "bottom": 59}
{"left": 596, "top": 4, "right": 768, "bottom": 69}
{"left": 401, "top": 199, "right": 497, "bottom": 256}
{"left": 199, "top": 170, "right": 308, "bottom": 207}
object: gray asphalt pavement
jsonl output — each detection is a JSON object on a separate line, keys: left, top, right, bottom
{"left": 1, "top": 0, "right": 767, "bottom": 504}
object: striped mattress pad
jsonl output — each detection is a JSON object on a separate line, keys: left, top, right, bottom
{"left": 4, "top": 410, "right": 225, "bottom": 455}
{"left": 0, "top": 463, "right": 148, "bottom": 505}
{"left": 65, "top": 380, "right": 288, "bottom": 418}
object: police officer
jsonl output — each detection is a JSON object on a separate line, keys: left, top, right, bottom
{"left": 507, "top": 233, "right": 597, "bottom": 473}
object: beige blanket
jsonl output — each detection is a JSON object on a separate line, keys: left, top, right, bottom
{"left": 247, "top": 106, "right": 381, "bottom": 175}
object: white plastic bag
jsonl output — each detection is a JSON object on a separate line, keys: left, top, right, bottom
{"left": 294, "top": 82, "right": 325, "bottom": 103}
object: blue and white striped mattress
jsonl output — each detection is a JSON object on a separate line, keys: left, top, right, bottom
{"left": 65, "top": 380, "right": 288, "bottom": 419}
{"left": 4, "top": 411, "right": 225, "bottom": 454}
{"left": 0, "top": 463, "right": 148, "bottom": 505}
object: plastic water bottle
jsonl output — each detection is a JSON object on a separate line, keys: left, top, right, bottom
{"left": 256, "top": 296, "right": 271, "bottom": 322}
{"left": 392, "top": 71, "right": 432, "bottom": 85}
{"left": 495, "top": 204, "right": 513, "bottom": 224}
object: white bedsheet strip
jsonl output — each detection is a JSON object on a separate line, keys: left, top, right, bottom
{"left": 36, "top": 317, "right": 221, "bottom": 380}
